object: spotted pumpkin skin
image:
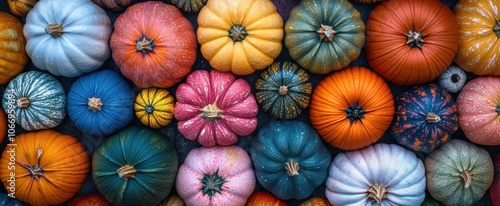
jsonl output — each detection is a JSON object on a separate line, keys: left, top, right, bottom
{"left": 391, "top": 83, "right": 458, "bottom": 153}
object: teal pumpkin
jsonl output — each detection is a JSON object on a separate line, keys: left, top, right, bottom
{"left": 92, "top": 127, "right": 179, "bottom": 206}
{"left": 250, "top": 120, "right": 331, "bottom": 200}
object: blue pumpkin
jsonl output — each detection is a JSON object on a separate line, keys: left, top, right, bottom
{"left": 250, "top": 120, "right": 331, "bottom": 200}
{"left": 67, "top": 69, "right": 134, "bottom": 136}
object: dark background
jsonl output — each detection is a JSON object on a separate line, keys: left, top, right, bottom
{"left": 0, "top": 0, "right": 497, "bottom": 205}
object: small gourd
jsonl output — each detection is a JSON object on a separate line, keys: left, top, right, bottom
{"left": 437, "top": 65, "right": 467, "bottom": 93}
{"left": 134, "top": 88, "right": 174, "bottom": 129}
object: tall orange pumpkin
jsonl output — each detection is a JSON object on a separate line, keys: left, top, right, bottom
{"left": 0, "top": 130, "right": 90, "bottom": 206}
{"left": 365, "top": 0, "right": 459, "bottom": 86}
{"left": 309, "top": 66, "right": 395, "bottom": 150}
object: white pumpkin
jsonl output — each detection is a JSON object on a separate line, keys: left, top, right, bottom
{"left": 23, "top": 0, "right": 111, "bottom": 77}
{"left": 325, "top": 143, "right": 426, "bottom": 205}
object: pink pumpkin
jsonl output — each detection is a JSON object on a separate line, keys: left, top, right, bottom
{"left": 491, "top": 154, "right": 500, "bottom": 205}
{"left": 174, "top": 69, "right": 258, "bottom": 146}
{"left": 176, "top": 145, "right": 256, "bottom": 205}
{"left": 457, "top": 76, "right": 500, "bottom": 145}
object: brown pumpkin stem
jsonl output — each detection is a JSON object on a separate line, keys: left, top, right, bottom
{"left": 367, "top": 185, "right": 388, "bottom": 204}
{"left": 88, "top": 97, "right": 103, "bottom": 112}
{"left": 228, "top": 24, "right": 248, "bottom": 42}
{"left": 45, "top": 23, "right": 64, "bottom": 38}
{"left": 22, "top": 149, "right": 47, "bottom": 181}
{"left": 117, "top": 164, "right": 137, "bottom": 181}
{"left": 136, "top": 35, "right": 155, "bottom": 55}
{"left": 16, "top": 97, "right": 30, "bottom": 109}
{"left": 285, "top": 159, "right": 299, "bottom": 176}
{"left": 426, "top": 112, "right": 441, "bottom": 123}
{"left": 459, "top": 170, "right": 472, "bottom": 188}
{"left": 317, "top": 24, "right": 336, "bottom": 41}
{"left": 201, "top": 103, "right": 223, "bottom": 120}
{"left": 278, "top": 86, "right": 288, "bottom": 96}
{"left": 405, "top": 30, "right": 424, "bottom": 48}
{"left": 494, "top": 21, "right": 500, "bottom": 37}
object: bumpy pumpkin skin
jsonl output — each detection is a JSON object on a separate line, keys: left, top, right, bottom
{"left": 7, "top": 0, "right": 37, "bottom": 17}
{"left": 425, "top": 139, "right": 494, "bottom": 206}
{"left": 91, "top": 0, "right": 135, "bottom": 11}
{"left": 0, "top": 11, "right": 29, "bottom": 85}
{"left": 0, "top": 130, "right": 90, "bottom": 206}
{"left": 366, "top": 0, "right": 459, "bottom": 85}
{"left": 111, "top": 1, "right": 197, "bottom": 88}
{"left": 246, "top": 191, "right": 287, "bottom": 206}
{"left": 134, "top": 88, "right": 175, "bottom": 129}
{"left": 197, "top": 0, "right": 283, "bottom": 75}
{"left": 171, "top": 0, "right": 207, "bottom": 13}
{"left": 490, "top": 154, "right": 500, "bottom": 205}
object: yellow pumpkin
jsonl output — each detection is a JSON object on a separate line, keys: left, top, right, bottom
{"left": 0, "top": 11, "right": 29, "bottom": 85}
{"left": 196, "top": 0, "right": 283, "bottom": 75}
{"left": 134, "top": 87, "right": 175, "bottom": 129}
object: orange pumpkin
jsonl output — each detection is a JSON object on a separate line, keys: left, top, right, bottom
{"left": 0, "top": 130, "right": 90, "bottom": 206}
{"left": 68, "top": 193, "right": 112, "bottom": 206}
{"left": 6, "top": 0, "right": 37, "bottom": 17}
{"left": 309, "top": 66, "right": 395, "bottom": 150}
{"left": 299, "top": 197, "right": 332, "bottom": 206}
{"left": 365, "top": 0, "right": 459, "bottom": 85}
{"left": 245, "top": 191, "right": 287, "bottom": 206}
{"left": 0, "top": 11, "right": 29, "bottom": 85}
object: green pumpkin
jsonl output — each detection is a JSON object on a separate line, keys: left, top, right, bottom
{"left": 425, "top": 139, "right": 494, "bottom": 206}
{"left": 92, "top": 127, "right": 179, "bottom": 206}
{"left": 255, "top": 62, "right": 312, "bottom": 119}
{"left": 284, "top": 0, "right": 365, "bottom": 74}
{"left": 170, "top": 0, "right": 207, "bottom": 13}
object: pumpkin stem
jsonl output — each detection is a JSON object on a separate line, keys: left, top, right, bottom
{"left": 200, "top": 168, "right": 226, "bottom": 197}
{"left": 117, "top": 164, "right": 137, "bottom": 181}
{"left": 45, "top": 23, "right": 64, "bottom": 38}
{"left": 426, "top": 112, "right": 441, "bottom": 123}
{"left": 317, "top": 24, "right": 336, "bottom": 42}
{"left": 285, "top": 159, "right": 300, "bottom": 176}
{"left": 88, "top": 97, "right": 103, "bottom": 112}
{"left": 367, "top": 185, "right": 388, "bottom": 204}
{"left": 201, "top": 103, "right": 223, "bottom": 120}
{"left": 278, "top": 86, "right": 288, "bottom": 96}
{"left": 494, "top": 21, "right": 500, "bottom": 37}
{"left": 16, "top": 97, "right": 30, "bottom": 109}
{"left": 346, "top": 103, "right": 365, "bottom": 124}
{"left": 136, "top": 34, "right": 155, "bottom": 55}
{"left": 451, "top": 74, "right": 461, "bottom": 83}
{"left": 459, "top": 170, "right": 472, "bottom": 188}
{"left": 228, "top": 24, "right": 248, "bottom": 42}
{"left": 23, "top": 149, "right": 47, "bottom": 181}
{"left": 145, "top": 105, "right": 154, "bottom": 114}
{"left": 405, "top": 30, "right": 424, "bottom": 48}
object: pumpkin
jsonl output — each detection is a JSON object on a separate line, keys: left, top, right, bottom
{"left": 68, "top": 193, "right": 112, "bottom": 206}
{"left": 2, "top": 71, "right": 66, "bottom": 131}
{"left": 299, "top": 197, "right": 331, "bottom": 206}
{"left": 351, "top": 0, "right": 386, "bottom": 3}
{"left": 174, "top": 69, "right": 258, "bottom": 147}
{"left": 171, "top": 0, "right": 207, "bottom": 13}
{"left": 284, "top": 0, "right": 365, "bottom": 74}
{"left": 425, "top": 139, "right": 494, "bottom": 206}
{"left": 91, "top": 0, "right": 135, "bottom": 11}
{"left": 158, "top": 194, "right": 185, "bottom": 206}
{"left": 134, "top": 88, "right": 175, "bottom": 129}
{"left": 437, "top": 65, "right": 468, "bottom": 93}
{"left": 456, "top": 76, "right": 500, "bottom": 145}
{"left": 23, "top": 0, "right": 111, "bottom": 78}
{"left": 309, "top": 66, "right": 395, "bottom": 150}
{"left": 365, "top": 0, "right": 459, "bottom": 85}
{"left": 0, "top": 130, "right": 90, "bottom": 206}
{"left": 421, "top": 197, "right": 444, "bottom": 206}
{"left": 197, "top": 0, "right": 283, "bottom": 75}
{"left": 255, "top": 62, "right": 312, "bottom": 120}
{"left": 0, "top": 109, "right": 6, "bottom": 144}
{"left": 250, "top": 120, "right": 331, "bottom": 200}
{"left": 490, "top": 154, "right": 500, "bottom": 205}
{"left": 454, "top": 0, "right": 500, "bottom": 76}
{"left": 92, "top": 127, "right": 178, "bottom": 206}
{"left": 0, "top": 11, "right": 29, "bottom": 85}
{"left": 0, "top": 193, "right": 28, "bottom": 205}
{"left": 325, "top": 143, "right": 426, "bottom": 205}
{"left": 110, "top": 1, "right": 196, "bottom": 88}
{"left": 390, "top": 83, "right": 458, "bottom": 153}
{"left": 245, "top": 191, "right": 287, "bottom": 206}
{"left": 176, "top": 145, "right": 255, "bottom": 206}
{"left": 6, "top": 0, "right": 37, "bottom": 17}
{"left": 67, "top": 69, "right": 135, "bottom": 137}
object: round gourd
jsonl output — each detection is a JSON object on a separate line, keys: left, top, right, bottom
{"left": 197, "top": 0, "right": 283, "bottom": 75}
{"left": 92, "top": 127, "right": 178, "bottom": 206}
{"left": 0, "top": 130, "right": 90, "bottom": 206}
{"left": 2, "top": 71, "right": 66, "bottom": 131}
{"left": 425, "top": 139, "right": 494, "bottom": 206}
{"left": 134, "top": 88, "right": 174, "bottom": 129}
{"left": 456, "top": 76, "right": 500, "bottom": 145}
{"left": 390, "top": 83, "right": 458, "bottom": 153}
{"left": 0, "top": 193, "right": 28, "bottom": 205}
{"left": 110, "top": 1, "right": 196, "bottom": 88}
{"left": 67, "top": 69, "right": 134, "bottom": 137}
{"left": 255, "top": 62, "right": 312, "bottom": 120}
{"left": 490, "top": 154, "right": 500, "bottom": 205}
{"left": 309, "top": 66, "right": 395, "bottom": 150}
{"left": 365, "top": 0, "right": 459, "bottom": 85}
{"left": 326, "top": 143, "right": 426, "bottom": 205}
{"left": 91, "top": 0, "right": 135, "bottom": 11}
{"left": 174, "top": 69, "right": 258, "bottom": 147}
{"left": 284, "top": 0, "right": 365, "bottom": 74}
{"left": 23, "top": 0, "right": 111, "bottom": 77}
{"left": 0, "top": 11, "right": 29, "bottom": 84}
{"left": 68, "top": 193, "right": 111, "bottom": 206}
{"left": 171, "top": 0, "right": 207, "bottom": 13}
{"left": 176, "top": 145, "right": 255, "bottom": 205}
{"left": 437, "top": 65, "right": 468, "bottom": 93}
{"left": 6, "top": 0, "right": 37, "bottom": 17}
{"left": 250, "top": 120, "right": 332, "bottom": 200}
{"left": 246, "top": 191, "right": 287, "bottom": 206}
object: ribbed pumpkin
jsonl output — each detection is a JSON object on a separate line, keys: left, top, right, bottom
{"left": 134, "top": 88, "right": 174, "bottom": 129}
{"left": 171, "top": 0, "right": 207, "bottom": 13}
{"left": 0, "top": 11, "right": 29, "bottom": 85}
{"left": 255, "top": 62, "right": 312, "bottom": 120}
{"left": 197, "top": 0, "right": 283, "bottom": 75}
{"left": 284, "top": 0, "right": 365, "bottom": 74}
{"left": 0, "top": 130, "right": 90, "bottom": 206}
{"left": 299, "top": 197, "right": 331, "bottom": 206}
{"left": 309, "top": 66, "right": 395, "bottom": 150}
{"left": 6, "top": 0, "right": 37, "bottom": 17}
{"left": 92, "top": 127, "right": 178, "bottom": 206}
{"left": 68, "top": 193, "right": 111, "bottom": 206}
{"left": 245, "top": 191, "right": 287, "bottom": 206}
{"left": 110, "top": 1, "right": 197, "bottom": 88}
{"left": 491, "top": 154, "right": 500, "bottom": 205}
{"left": 365, "top": 0, "right": 459, "bottom": 85}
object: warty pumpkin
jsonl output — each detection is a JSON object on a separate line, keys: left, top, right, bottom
{"left": 134, "top": 87, "right": 175, "bottom": 129}
{"left": 0, "top": 11, "right": 29, "bottom": 85}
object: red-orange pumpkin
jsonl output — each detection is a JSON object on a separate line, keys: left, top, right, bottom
{"left": 68, "top": 193, "right": 112, "bottom": 206}
{"left": 245, "top": 191, "right": 287, "bottom": 206}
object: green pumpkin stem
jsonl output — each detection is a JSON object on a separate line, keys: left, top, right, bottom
{"left": 426, "top": 112, "right": 441, "bottom": 123}
{"left": 45, "top": 23, "right": 64, "bottom": 38}
{"left": 200, "top": 168, "right": 226, "bottom": 197}
{"left": 88, "top": 97, "right": 103, "bottom": 112}
{"left": 228, "top": 24, "right": 248, "bottom": 42}
{"left": 201, "top": 103, "right": 223, "bottom": 120}
{"left": 494, "top": 21, "right": 500, "bottom": 37}
{"left": 317, "top": 24, "right": 336, "bottom": 41}
{"left": 367, "top": 185, "right": 388, "bottom": 204}
{"left": 16, "top": 97, "right": 30, "bottom": 109}
{"left": 21, "top": 149, "right": 47, "bottom": 181}
{"left": 278, "top": 86, "right": 288, "bottom": 96}
{"left": 136, "top": 34, "right": 155, "bottom": 55}
{"left": 405, "top": 30, "right": 424, "bottom": 48}
{"left": 459, "top": 170, "right": 472, "bottom": 188}
{"left": 285, "top": 159, "right": 299, "bottom": 176}
{"left": 117, "top": 164, "right": 137, "bottom": 181}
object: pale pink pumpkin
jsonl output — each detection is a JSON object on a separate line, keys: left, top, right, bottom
{"left": 174, "top": 69, "right": 258, "bottom": 146}
{"left": 176, "top": 146, "right": 256, "bottom": 206}
{"left": 457, "top": 76, "right": 500, "bottom": 145}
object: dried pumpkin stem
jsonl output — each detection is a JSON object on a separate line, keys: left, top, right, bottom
{"left": 136, "top": 35, "right": 155, "bottom": 55}
{"left": 367, "top": 185, "right": 388, "bottom": 204}
{"left": 45, "top": 23, "right": 64, "bottom": 38}
{"left": 317, "top": 24, "right": 336, "bottom": 41}
{"left": 88, "top": 97, "right": 103, "bottom": 112}
{"left": 16, "top": 97, "right": 30, "bottom": 109}
{"left": 426, "top": 112, "right": 441, "bottom": 123}
{"left": 405, "top": 30, "right": 424, "bottom": 48}
{"left": 117, "top": 164, "right": 137, "bottom": 181}
{"left": 278, "top": 86, "right": 288, "bottom": 96}
{"left": 201, "top": 103, "right": 223, "bottom": 120}
{"left": 459, "top": 170, "right": 472, "bottom": 188}
{"left": 22, "top": 149, "right": 47, "bottom": 181}
{"left": 285, "top": 159, "right": 299, "bottom": 176}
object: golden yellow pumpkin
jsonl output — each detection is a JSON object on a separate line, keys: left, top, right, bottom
{"left": 134, "top": 87, "right": 175, "bottom": 129}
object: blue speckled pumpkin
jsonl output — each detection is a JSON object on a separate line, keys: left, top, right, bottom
{"left": 250, "top": 120, "right": 331, "bottom": 200}
{"left": 390, "top": 83, "right": 458, "bottom": 153}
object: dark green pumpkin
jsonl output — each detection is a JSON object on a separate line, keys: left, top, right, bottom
{"left": 255, "top": 62, "right": 312, "bottom": 119}
{"left": 92, "top": 127, "right": 178, "bottom": 206}
{"left": 284, "top": 0, "right": 365, "bottom": 74}
{"left": 390, "top": 83, "right": 458, "bottom": 153}
{"left": 170, "top": 0, "right": 207, "bottom": 13}
{"left": 0, "top": 193, "right": 28, "bottom": 205}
